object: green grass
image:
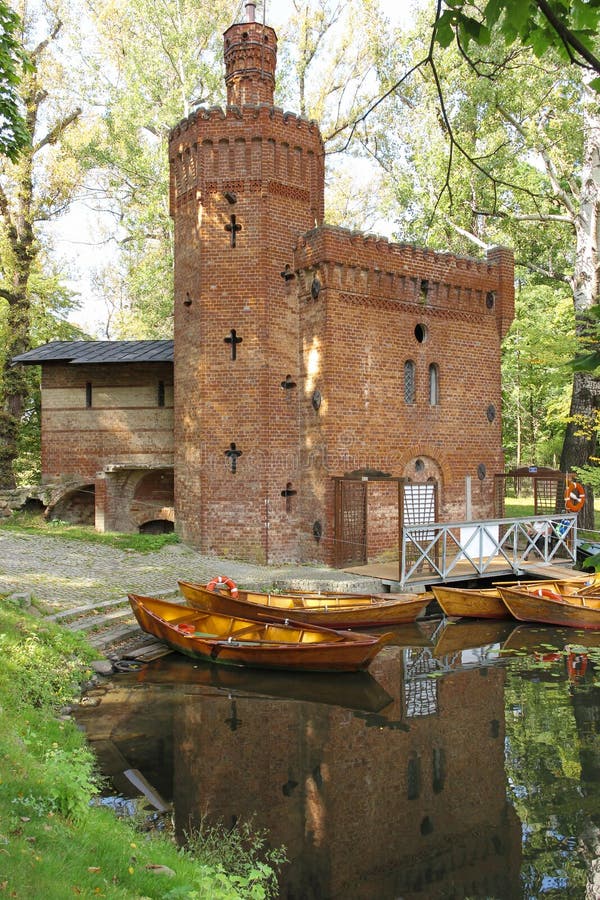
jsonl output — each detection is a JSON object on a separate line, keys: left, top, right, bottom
{"left": 503, "top": 497, "right": 536, "bottom": 518}
{"left": 0, "top": 511, "right": 180, "bottom": 552}
{"left": 504, "top": 495, "right": 599, "bottom": 529}
{"left": 0, "top": 598, "right": 284, "bottom": 898}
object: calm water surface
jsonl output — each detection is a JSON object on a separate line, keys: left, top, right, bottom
{"left": 75, "top": 619, "right": 600, "bottom": 899}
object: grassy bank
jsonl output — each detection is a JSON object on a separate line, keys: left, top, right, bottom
{"left": 0, "top": 597, "right": 283, "bottom": 898}
{"left": 0, "top": 511, "right": 180, "bottom": 552}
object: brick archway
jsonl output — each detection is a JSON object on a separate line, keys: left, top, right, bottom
{"left": 47, "top": 483, "right": 96, "bottom": 525}
{"left": 131, "top": 469, "right": 175, "bottom": 529}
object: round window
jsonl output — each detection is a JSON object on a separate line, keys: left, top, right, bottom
{"left": 414, "top": 324, "right": 428, "bottom": 343}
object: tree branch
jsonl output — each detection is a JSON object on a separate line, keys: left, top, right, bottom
{"left": 536, "top": 0, "right": 600, "bottom": 75}
{"left": 31, "top": 20, "right": 62, "bottom": 60}
{"left": 515, "top": 258, "right": 571, "bottom": 283}
{"left": 496, "top": 103, "right": 577, "bottom": 217}
{"left": 443, "top": 217, "right": 491, "bottom": 249}
{"left": 472, "top": 207, "right": 574, "bottom": 225}
{"left": 0, "top": 181, "right": 15, "bottom": 236}
{"left": 33, "top": 108, "right": 82, "bottom": 154}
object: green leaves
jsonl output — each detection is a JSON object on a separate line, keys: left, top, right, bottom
{"left": 436, "top": 0, "right": 600, "bottom": 80}
{"left": 0, "top": 2, "right": 30, "bottom": 160}
{"left": 434, "top": 8, "right": 491, "bottom": 49}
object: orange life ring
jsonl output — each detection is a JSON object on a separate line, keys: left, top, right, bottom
{"left": 206, "top": 575, "right": 239, "bottom": 598}
{"left": 536, "top": 588, "right": 563, "bottom": 601}
{"left": 565, "top": 480, "right": 586, "bottom": 513}
{"left": 567, "top": 651, "right": 588, "bottom": 681}
{"left": 175, "top": 623, "right": 195, "bottom": 635}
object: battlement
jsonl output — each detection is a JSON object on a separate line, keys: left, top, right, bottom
{"left": 294, "top": 225, "right": 514, "bottom": 331}
{"left": 169, "top": 104, "right": 322, "bottom": 146}
{"left": 169, "top": 104, "right": 325, "bottom": 220}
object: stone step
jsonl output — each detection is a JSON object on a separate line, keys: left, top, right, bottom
{"left": 48, "top": 596, "right": 132, "bottom": 622}
{"left": 68, "top": 605, "right": 133, "bottom": 632}
{"left": 86, "top": 622, "right": 142, "bottom": 649}
{"left": 48, "top": 589, "right": 180, "bottom": 623}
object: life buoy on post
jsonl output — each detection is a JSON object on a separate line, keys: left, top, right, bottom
{"left": 206, "top": 575, "right": 239, "bottom": 598}
{"left": 565, "top": 480, "right": 586, "bottom": 513}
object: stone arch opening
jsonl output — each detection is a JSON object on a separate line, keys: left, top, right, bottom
{"left": 23, "top": 498, "right": 45, "bottom": 515}
{"left": 48, "top": 485, "right": 96, "bottom": 525}
{"left": 138, "top": 519, "right": 175, "bottom": 535}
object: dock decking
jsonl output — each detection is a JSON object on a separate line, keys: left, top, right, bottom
{"left": 344, "top": 514, "right": 579, "bottom": 589}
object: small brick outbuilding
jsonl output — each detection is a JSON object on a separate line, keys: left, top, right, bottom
{"left": 14, "top": 7, "right": 514, "bottom": 565}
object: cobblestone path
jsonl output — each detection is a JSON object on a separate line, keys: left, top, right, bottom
{"left": 0, "top": 531, "right": 379, "bottom": 613}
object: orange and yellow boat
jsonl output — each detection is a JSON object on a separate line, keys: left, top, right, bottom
{"left": 178, "top": 578, "right": 432, "bottom": 628}
{"left": 498, "top": 585, "right": 600, "bottom": 629}
{"left": 128, "top": 593, "right": 393, "bottom": 672}
{"left": 432, "top": 576, "right": 598, "bottom": 621}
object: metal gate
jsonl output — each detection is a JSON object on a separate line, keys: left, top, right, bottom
{"left": 403, "top": 482, "right": 438, "bottom": 569}
{"left": 334, "top": 479, "right": 368, "bottom": 567}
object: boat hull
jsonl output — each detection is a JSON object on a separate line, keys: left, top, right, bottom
{"left": 432, "top": 578, "right": 594, "bottom": 621}
{"left": 498, "top": 586, "right": 600, "bottom": 629}
{"left": 431, "top": 585, "right": 509, "bottom": 619}
{"left": 178, "top": 580, "right": 431, "bottom": 627}
{"left": 128, "top": 594, "right": 392, "bottom": 672}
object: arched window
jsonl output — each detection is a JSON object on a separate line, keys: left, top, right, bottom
{"left": 429, "top": 363, "right": 439, "bottom": 406}
{"left": 404, "top": 360, "right": 415, "bottom": 404}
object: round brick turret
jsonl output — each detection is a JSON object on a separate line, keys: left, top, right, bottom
{"left": 223, "top": 2, "right": 277, "bottom": 107}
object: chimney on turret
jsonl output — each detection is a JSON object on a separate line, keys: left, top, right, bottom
{"left": 223, "top": 3, "right": 277, "bottom": 106}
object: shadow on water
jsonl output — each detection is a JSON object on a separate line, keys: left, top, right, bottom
{"left": 74, "top": 619, "right": 600, "bottom": 899}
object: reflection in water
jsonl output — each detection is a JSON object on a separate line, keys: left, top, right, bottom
{"left": 74, "top": 622, "right": 600, "bottom": 899}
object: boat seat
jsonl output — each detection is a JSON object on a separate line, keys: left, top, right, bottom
{"left": 228, "top": 623, "right": 263, "bottom": 639}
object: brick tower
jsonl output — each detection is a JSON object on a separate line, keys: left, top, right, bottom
{"left": 170, "top": 2, "right": 324, "bottom": 562}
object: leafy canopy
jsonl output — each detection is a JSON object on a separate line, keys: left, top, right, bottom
{"left": 0, "top": 1, "right": 30, "bottom": 160}
{"left": 436, "top": 0, "right": 600, "bottom": 84}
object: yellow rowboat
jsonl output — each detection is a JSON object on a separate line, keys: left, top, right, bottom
{"left": 498, "top": 585, "right": 600, "bottom": 629}
{"left": 128, "top": 593, "right": 393, "bottom": 672}
{"left": 178, "top": 579, "right": 432, "bottom": 628}
{"left": 431, "top": 585, "right": 509, "bottom": 620}
{"left": 432, "top": 577, "right": 597, "bottom": 621}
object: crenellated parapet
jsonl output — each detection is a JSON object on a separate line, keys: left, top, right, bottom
{"left": 294, "top": 226, "right": 514, "bottom": 337}
{"left": 169, "top": 104, "right": 325, "bottom": 223}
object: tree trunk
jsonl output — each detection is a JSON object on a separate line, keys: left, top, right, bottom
{"left": 0, "top": 13, "right": 80, "bottom": 488}
{"left": 559, "top": 77, "right": 600, "bottom": 530}
{"left": 0, "top": 146, "right": 36, "bottom": 488}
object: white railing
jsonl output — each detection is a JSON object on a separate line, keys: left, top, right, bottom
{"left": 400, "top": 514, "right": 578, "bottom": 586}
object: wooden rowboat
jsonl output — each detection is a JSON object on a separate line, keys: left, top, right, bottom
{"left": 128, "top": 594, "right": 393, "bottom": 672}
{"left": 432, "top": 578, "right": 596, "bottom": 621}
{"left": 498, "top": 585, "right": 600, "bottom": 629}
{"left": 177, "top": 579, "right": 432, "bottom": 627}
{"left": 431, "top": 585, "right": 509, "bottom": 620}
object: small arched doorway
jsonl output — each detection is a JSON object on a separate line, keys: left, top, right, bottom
{"left": 138, "top": 519, "right": 175, "bottom": 535}
{"left": 47, "top": 484, "right": 96, "bottom": 525}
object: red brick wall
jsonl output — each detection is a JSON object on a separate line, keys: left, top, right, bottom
{"left": 170, "top": 100, "right": 325, "bottom": 561}
{"left": 40, "top": 362, "right": 174, "bottom": 480}
{"left": 169, "top": 20, "right": 514, "bottom": 564}
{"left": 293, "top": 230, "right": 513, "bottom": 563}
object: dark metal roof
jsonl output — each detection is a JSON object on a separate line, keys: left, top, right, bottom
{"left": 12, "top": 340, "right": 174, "bottom": 365}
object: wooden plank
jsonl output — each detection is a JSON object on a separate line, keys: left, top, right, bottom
{"left": 124, "top": 641, "right": 172, "bottom": 661}
{"left": 519, "top": 562, "right": 578, "bottom": 579}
